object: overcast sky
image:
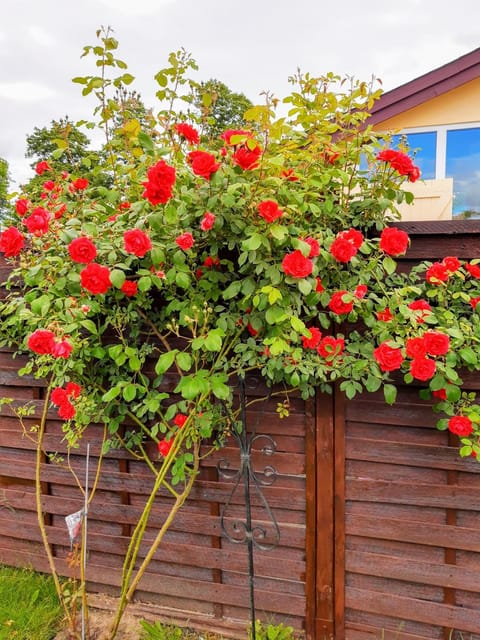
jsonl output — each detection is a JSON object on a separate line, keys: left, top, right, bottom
{"left": 1, "top": 0, "right": 479, "bottom": 186}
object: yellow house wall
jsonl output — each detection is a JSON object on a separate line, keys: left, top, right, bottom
{"left": 373, "top": 77, "right": 480, "bottom": 131}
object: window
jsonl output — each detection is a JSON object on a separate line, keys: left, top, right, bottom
{"left": 390, "top": 124, "right": 480, "bottom": 219}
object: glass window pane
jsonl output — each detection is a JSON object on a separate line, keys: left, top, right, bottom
{"left": 391, "top": 132, "right": 436, "bottom": 180}
{"left": 446, "top": 127, "right": 480, "bottom": 218}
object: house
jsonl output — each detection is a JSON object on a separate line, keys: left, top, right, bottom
{"left": 369, "top": 47, "right": 480, "bottom": 221}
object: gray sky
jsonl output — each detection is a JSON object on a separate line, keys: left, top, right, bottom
{"left": 1, "top": 0, "right": 479, "bottom": 185}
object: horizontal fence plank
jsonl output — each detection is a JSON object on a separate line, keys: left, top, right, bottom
{"left": 346, "top": 587, "right": 480, "bottom": 634}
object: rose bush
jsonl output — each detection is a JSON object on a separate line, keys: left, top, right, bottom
{"left": 1, "top": 29, "right": 480, "bottom": 639}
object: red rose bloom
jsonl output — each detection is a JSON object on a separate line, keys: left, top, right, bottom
{"left": 354, "top": 284, "right": 368, "bottom": 299}
{"left": 423, "top": 331, "right": 450, "bottom": 356}
{"left": 27, "top": 329, "right": 56, "bottom": 355}
{"left": 68, "top": 237, "right": 97, "bottom": 264}
{"left": 25, "top": 207, "right": 50, "bottom": 236}
{"left": 442, "top": 256, "right": 461, "bottom": 272}
{"left": 426, "top": 262, "right": 449, "bottom": 284}
{"left": 158, "top": 438, "right": 173, "bottom": 456}
{"left": 51, "top": 339, "right": 73, "bottom": 359}
{"left": 203, "top": 256, "right": 220, "bottom": 268}
{"left": 173, "top": 413, "right": 188, "bottom": 428}
{"left": 200, "top": 212, "right": 215, "bottom": 231}
{"left": 124, "top": 229, "right": 152, "bottom": 257}
{"left": 121, "top": 280, "right": 138, "bottom": 296}
{"left": 80, "top": 263, "right": 112, "bottom": 295}
{"left": 174, "top": 122, "right": 200, "bottom": 145}
{"left": 71, "top": 178, "right": 89, "bottom": 191}
{"left": 304, "top": 237, "right": 320, "bottom": 258}
{"left": 448, "top": 415, "right": 473, "bottom": 437}
{"left": 405, "top": 337, "right": 426, "bottom": 359}
{"left": 466, "top": 262, "right": 480, "bottom": 278}
{"left": 15, "top": 198, "right": 30, "bottom": 216}
{"left": 302, "top": 327, "right": 322, "bottom": 349}
{"left": 176, "top": 232, "right": 194, "bottom": 250}
{"left": 58, "top": 401, "right": 76, "bottom": 420}
{"left": 379, "top": 227, "right": 410, "bottom": 256}
{"left": 373, "top": 342, "right": 404, "bottom": 372}
{"left": 470, "top": 296, "right": 480, "bottom": 309}
{"left": 410, "top": 357, "right": 436, "bottom": 381}
{"left": 376, "top": 308, "right": 393, "bottom": 322}
{"left": 408, "top": 299, "right": 432, "bottom": 323}
{"left": 51, "top": 387, "right": 68, "bottom": 406}
{"left": 220, "top": 129, "right": 251, "bottom": 145}
{"left": 328, "top": 291, "right": 354, "bottom": 315}
{"left": 315, "top": 277, "right": 324, "bottom": 293}
{"left": 35, "top": 160, "right": 52, "bottom": 175}
{"left": 329, "top": 236, "right": 358, "bottom": 262}
{"left": 377, "top": 149, "right": 420, "bottom": 182}
{"left": 187, "top": 151, "right": 220, "bottom": 179}
{"left": 142, "top": 159, "right": 176, "bottom": 205}
{"left": 257, "top": 200, "right": 283, "bottom": 223}
{"left": 317, "top": 336, "right": 345, "bottom": 360}
{"left": 65, "top": 382, "right": 82, "bottom": 398}
{"left": 233, "top": 145, "right": 262, "bottom": 170}
{"left": 341, "top": 229, "right": 364, "bottom": 249}
{"left": 0, "top": 227, "right": 25, "bottom": 257}
{"left": 432, "top": 388, "right": 447, "bottom": 400}
{"left": 281, "top": 250, "right": 313, "bottom": 278}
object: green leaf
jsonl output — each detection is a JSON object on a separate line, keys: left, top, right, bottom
{"left": 137, "top": 131, "right": 155, "bottom": 154}
{"left": 138, "top": 276, "right": 152, "bottom": 292}
{"left": 241, "top": 234, "right": 262, "bottom": 251}
{"left": 155, "top": 350, "right": 178, "bottom": 375}
{"left": 123, "top": 384, "right": 137, "bottom": 402}
{"left": 291, "top": 316, "right": 307, "bottom": 333}
{"left": 383, "top": 256, "right": 397, "bottom": 275}
{"left": 80, "top": 319, "right": 98, "bottom": 334}
{"left": 223, "top": 281, "right": 242, "bottom": 300}
{"left": 459, "top": 347, "right": 477, "bottom": 365}
{"left": 365, "top": 376, "right": 382, "bottom": 393}
{"left": 129, "top": 355, "right": 141, "bottom": 371}
{"left": 175, "top": 272, "right": 190, "bottom": 289}
{"left": 204, "top": 330, "right": 223, "bottom": 352}
{"left": 211, "top": 374, "right": 231, "bottom": 400}
{"left": 102, "top": 386, "right": 121, "bottom": 402}
{"left": 298, "top": 279, "right": 312, "bottom": 295}
{"left": 30, "top": 294, "right": 51, "bottom": 316}
{"left": 383, "top": 384, "right": 397, "bottom": 405}
{"left": 176, "top": 352, "right": 192, "bottom": 371}
{"left": 110, "top": 269, "right": 126, "bottom": 288}
{"left": 265, "top": 306, "right": 288, "bottom": 325}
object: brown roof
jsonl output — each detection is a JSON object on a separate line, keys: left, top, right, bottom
{"left": 368, "top": 47, "right": 480, "bottom": 126}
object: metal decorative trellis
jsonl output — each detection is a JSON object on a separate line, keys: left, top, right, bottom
{"left": 218, "top": 380, "right": 281, "bottom": 640}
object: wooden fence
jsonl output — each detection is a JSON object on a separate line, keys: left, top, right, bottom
{"left": 1, "top": 222, "right": 480, "bottom": 639}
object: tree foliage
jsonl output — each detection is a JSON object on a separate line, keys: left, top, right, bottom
{"left": 194, "top": 78, "right": 254, "bottom": 140}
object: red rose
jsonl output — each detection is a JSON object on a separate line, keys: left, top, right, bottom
{"left": 423, "top": 331, "right": 450, "bottom": 356}
{"left": 281, "top": 250, "right": 313, "bottom": 278}
{"left": 233, "top": 145, "right": 262, "bottom": 170}
{"left": 176, "top": 232, "right": 194, "bottom": 250}
{"left": 68, "top": 237, "right": 97, "bottom": 264}
{"left": 426, "top": 262, "right": 449, "bottom": 284}
{"left": 379, "top": 227, "right": 410, "bottom": 256}
{"left": 376, "top": 308, "right": 393, "bottom": 322}
{"left": 302, "top": 327, "right": 322, "bottom": 349}
{"left": 51, "top": 387, "right": 69, "bottom": 406}
{"left": 448, "top": 415, "right": 473, "bottom": 437}
{"left": 35, "top": 160, "right": 52, "bottom": 175}
{"left": 442, "top": 256, "right": 461, "bottom": 272}
{"left": 304, "top": 237, "right": 320, "bottom": 258}
{"left": 220, "top": 129, "right": 252, "bottom": 145}
{"left": 0, "top": 227, "right": 25, "bottom": 257}
{"left": 340, "top": 229, "right": 364, "bottom": 249}
{"left": 71, "top": 178, "right": 89, "bottom": 191}
{"left": 200, "top": 212, "right": 215, "bottom": 231}
{"left": 328, "top": 291, "right": 354, "bottom": 315}
{"left": 174, "top": 122, "right": 200, "bottom": 145}
{"left": 373, "top": 342, "right": 404, "bottom": 372}
{"left": 329, "top": 236, "right": 358, "bottom": 262}
{"left": 315, "top": 277, "right": 324, "bottom": 293}
{"left": 54, "top": 204, "right": 67, "bottom": 219}
{"left": 187, "top": 150, "right": 220, "bottom": 179}
{"left": 58, "top": 401, "right": 76, "bottom": 420}
{"left": 466, "top": 262, "right": 480, "bottom": 278}
{"left": 158, "top": 438, "right": 173, "bottom": 456}
{"left": 470, "top": 296, "right": 480, "bottom": 309}
{"left": 43, "top": 180, "right": 55, "bottom": 191}
{"left": 51, "top": 339, "right": 73, "bottom": 359}
{"left": 27, "top": 329, "right": 56, "bottom": 355}
{"left": 65, "top": 382, "right": 82, "bottom": 398}
{"left": 80, "top": 263, "right": 112, "bottom": 295}
{"left": 408, "top": 299, "right": 432, "bottom": 323}
{"left": 173, "top": 413, "right": 188, "bottom": 428}
{"left": 142, "top": 159, "right": 176, "bottom": 205}
{"left": 317, "top": 336, "right": 345, "bottom": 360}
{"left": 354, "top": 284, "right": 368, "bottom": 299}
{"left": 15, "top": 198, "right": 30, "bottom": 216}
{"left": 25, "top": 207, "right": 50, "bottom": 236}
{"left": 432, "top": 388, "right": 447, "bottom": 400}
{"left": 257, "top": 200, "right": 283, "bottom": 223}
{"left": 405, "top": 337, "right": 426, "bottom": 359}
{"left": 410, "top": 357, "right": 436, "bottom": 381}
{"left": 124, "top": 229, "right": 152, "bottom": 257}
{"left": 203, "top": 256, "right": 220, "bottom": 268}
{"left": 377, "top": 149, "right": 420, "bottom": 182}
{"left": 121, "top": 280, "right": 138, "bottom": 296}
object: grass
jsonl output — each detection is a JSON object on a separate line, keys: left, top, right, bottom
{"left": 0, "top": 565, "right": 63, "bottom": 640}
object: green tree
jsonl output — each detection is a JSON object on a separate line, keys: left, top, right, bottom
{"left": 0, "top": 158, "right": 11, "bottom": 221}
{"left": 194, "top": 78, "right": 254, "bottom": 140}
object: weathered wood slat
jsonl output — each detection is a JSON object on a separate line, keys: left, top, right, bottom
{"left": 346, "top": 587, "right": 480, "bottom": 633}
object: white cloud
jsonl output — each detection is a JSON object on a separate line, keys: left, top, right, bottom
{"left": 0, "top": 82, "right": 55, "bottom": 102}
{"left": 26, "top": 25, "right": 55, "bottom": 47}
{"left": 96, "top": 0, "right": 175, "bottom": 16}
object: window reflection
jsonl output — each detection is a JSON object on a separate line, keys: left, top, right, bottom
{"left": 446, "top": 127, "right": 480, "bottom": 218}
